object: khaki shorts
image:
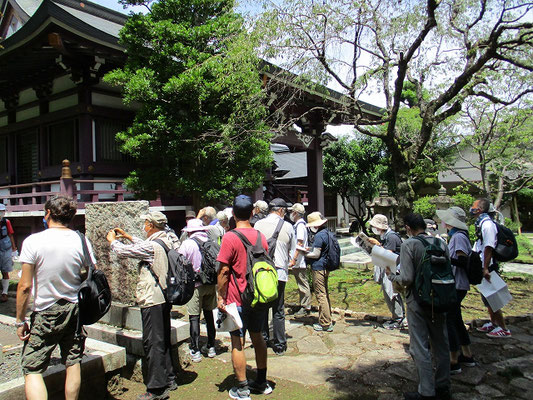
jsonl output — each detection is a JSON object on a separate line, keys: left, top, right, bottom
{"left": 21, "top": 299, "right": 85, "bottom": 375}
{"left": 187, "top": 284, "right": 217, "bottom": 316}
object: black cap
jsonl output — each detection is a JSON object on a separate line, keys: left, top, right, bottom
{"left": 269, "top": 198, "right": 288, "bottom": 208}
{"left": 233, "top": 195, "right": 254, "bottom": 219}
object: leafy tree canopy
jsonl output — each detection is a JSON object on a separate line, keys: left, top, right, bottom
{"left": 105, "top": 0, "right": 272, "bottom": 201}
{"left": 323, "top": 134, "right": 392, "bottom": 230}
{"left": 446, "top": 100, "right": 533, "bottom": 208}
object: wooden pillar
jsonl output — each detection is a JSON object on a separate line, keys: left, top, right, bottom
{"left": 306, "top": 136, "right": 325, "bottom": 214}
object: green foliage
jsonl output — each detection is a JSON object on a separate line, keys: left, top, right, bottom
{"left": 323, "top": 135, "right": 392, "bottom": 221}
{"left": 413, "top": 196, "right": 436, "bottom": 219}
{"left": 517, "top": 188, "right": 533, "bottom": 202}
{"left": 504, "top": 218, "right": 521, "bottom": 235}
{"left": 515, "top": 235, "right": 533, "bottom": 264}
{"left": 452, "top": 192, "right": 475, "bottom": 213}
{"left": 105, "top": 0, "right": 272, "bottom": 201}
{"left": 452, "top": 105, "right": 533, "bottom": 204}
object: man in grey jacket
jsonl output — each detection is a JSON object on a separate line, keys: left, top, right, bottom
{"left": 386, "top": 213, "right": 451, "bottom": 400}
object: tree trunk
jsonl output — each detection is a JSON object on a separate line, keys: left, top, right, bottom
{"left": 513, "top": 194, "right": 522, "bottom": 235}
{"left": 389, "top": 146, "right": 415, "bottom": 232}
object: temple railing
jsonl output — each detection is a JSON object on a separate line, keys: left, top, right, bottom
{"left": 1, "top": 160, "right": 135, "bottom": 213}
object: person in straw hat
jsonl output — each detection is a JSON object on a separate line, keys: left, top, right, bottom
{"left": 305, "top": 211, "right": 334, "bottom": 332}
{"left": 368, "top": 214, "right": 405, "bottom": 330}
{"left": 179, "top": 218, "right": 217, "bottom": 362}
{"left": 436, "top": 207, "right": 476, "bottom": 374}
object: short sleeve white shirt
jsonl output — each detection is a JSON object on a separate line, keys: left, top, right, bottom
{"left": 19, "top": 228, "right": 97, "bottom": 311}
{"left": 473, "top": 217, "right": 498, "bottom": 268}
{"left": 254, "top": 214, "right": 296, "bottom": 282}
{"left": 294, "top": 219, "right": 308, "bottom": 269}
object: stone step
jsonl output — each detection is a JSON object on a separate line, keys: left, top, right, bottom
{"left": 0, "top": 315, "right": 126, "bottom": 400}
{"left": 85, "top": 317, "right": 189, "bottom": 357}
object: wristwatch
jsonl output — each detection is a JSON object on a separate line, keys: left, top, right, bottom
{"left": 15, "top": 320, "right": 27, "bottom": 328}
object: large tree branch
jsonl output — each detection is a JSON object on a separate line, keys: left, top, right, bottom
{"left": 387, "top": 0, "right": 439, "bottom": 140}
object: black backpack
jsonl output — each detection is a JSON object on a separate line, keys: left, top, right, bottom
{"left": 476, "top": 218, "right": 518, "bottom": 262}
{"left": 453, "top": 230, "right": 483, "bottom": 285}
{"left": 153, "top": 239, "right": 195, "bottom": 305}
{"left": 325, "top": 230, "right": 341, "bottom": 271}
{"left": 266, "top": 218, "right": 285, "bottom": 260}
{"left": 76, "top": 232, "right": 111, "bottom": 335}
{"left": 191, "top": 237, "right": 220, "bottom": 285}
{"left": 412, "top": 235, "right": 457, "bottom": 315}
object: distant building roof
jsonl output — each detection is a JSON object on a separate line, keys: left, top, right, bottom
{"left": 272, "top": 146, "right": 307, "bottom": 180}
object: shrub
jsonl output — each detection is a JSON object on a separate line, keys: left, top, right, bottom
{"left": 452, "top": 192, "right": 475, "bottom": 213}
{"left": 413, "top": 196, "right": 436, "bottom": 219}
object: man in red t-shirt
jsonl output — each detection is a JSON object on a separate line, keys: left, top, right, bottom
{"left": 217, "top": 195, "right": 272, "bottom": 400}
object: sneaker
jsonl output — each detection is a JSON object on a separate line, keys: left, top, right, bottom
{"left": 189, "top": 349, "right": 202, "bottom": 362}
{"left": 458, "top": 354, "right": 476, "bottom": 367}
{"left": 248, "top": 380, "right": 273, "bottom": 395}
{"left": 136, "top": 390, "right": 169, "bottom": 400}
{"left": 486, "top": 326, "right": 512, "bottom": 338}
{"left": 167, "top": 381, "right": 178, "bottom": 391}
{"left": 201, "top": 344, "right": 216, "bottom": 358}
{"left": 476, "top": 322, "right": 494, "bottom": 332}
{"left": 293, "top": 308, "right": 311, "bottom": 317}
{"left": 313, "top": 323, "right": 334, "bottom": 332}
{"left": 450, "top": 363, "right": 462, "bottom": 375}
{"left": 228, "top": 386, "right": 251, "bottom": 400}
{"left": 273, "top": 348, "right": 286, "bottom": 356}
{"left": 0, "top": 293, "right": 7, "bottom": 303}
{"left": 383, "top": 319, "right": 402, "bottom": 330}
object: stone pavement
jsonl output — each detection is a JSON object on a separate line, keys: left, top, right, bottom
{"left": 211, "top": 312, "right": 533, "bottom": 399}
{"left": 501, "top": 262, "right": 533, "bottom": 275}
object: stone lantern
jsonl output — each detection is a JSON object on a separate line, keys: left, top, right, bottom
{"left": 431, "top": 186, "right": 453, "bottom": 210}
{"left": 366, "top": 185, "right": 398, "bottom": 225}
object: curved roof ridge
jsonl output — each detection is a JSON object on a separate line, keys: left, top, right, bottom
{"left": 51, "top": 0, "right": 127, "bottom": 25}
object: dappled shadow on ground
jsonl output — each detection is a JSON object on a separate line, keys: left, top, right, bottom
{"left": 325, "top": 357, "right": 417, "bottom": 400}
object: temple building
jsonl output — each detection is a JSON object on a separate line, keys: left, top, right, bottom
{"left": 0, "top": 0, "right": 382, "bottom": 241}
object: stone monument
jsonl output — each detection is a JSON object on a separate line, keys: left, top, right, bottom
{"left": 85, "top": 201, "right": 149, "bottom": 305}
{"left": 430, "top": 186, "right": 453, "bottom": 210}
{"left": 366, "top": 185, "right": 398, "bottom": 225}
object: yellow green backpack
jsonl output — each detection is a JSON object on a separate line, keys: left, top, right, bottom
{"left": 231, "top": 230, "right": 278, "bottom": 308}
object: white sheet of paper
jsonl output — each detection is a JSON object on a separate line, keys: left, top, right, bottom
{"left": 371, "top": 245, "right": 399, "bottom": 273}
{"left": 476, "top": 271, "right": 512, "bottom": 312}
{"left": 212, "top": 303, "right": 243, "bottom": 332}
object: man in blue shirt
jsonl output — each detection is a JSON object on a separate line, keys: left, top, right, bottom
{"left": 305, "top": 212, "right": 333, "bottom": 332}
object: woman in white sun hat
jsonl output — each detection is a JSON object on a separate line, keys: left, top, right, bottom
{"left": 436, "top": 206, "right": 475, "bottom": 374}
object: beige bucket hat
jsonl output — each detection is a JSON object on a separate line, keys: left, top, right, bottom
{"left": 369, "top": 214, "right": 389, "bottom": 230}
{"left": 306, "top": 211, "right": 328, "bottom": 228}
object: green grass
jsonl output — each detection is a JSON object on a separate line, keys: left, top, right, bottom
{"left": 515, "top": 234, "right": 533, "bottom": 264}
{"left": 116, "top": 357, "right": 333, "bottom": 400}
{"left": 285, "top": 266, "right": 533, "bottom": 321}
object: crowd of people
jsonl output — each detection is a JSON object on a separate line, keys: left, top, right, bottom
{"left": 12, "top": 194, "right": 511, "bottom": 400}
